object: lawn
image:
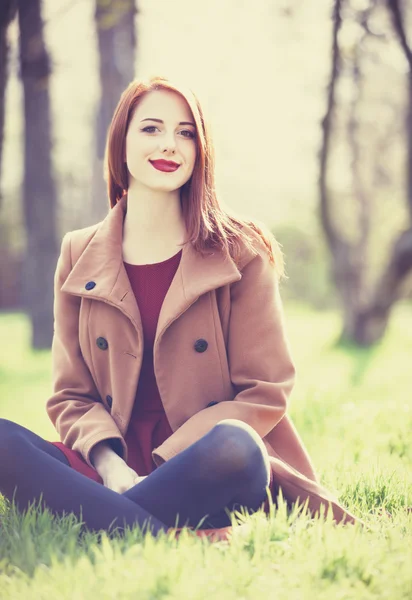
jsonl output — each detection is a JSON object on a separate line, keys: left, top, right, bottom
{"left": 0, "top": 302, "right": 411, "bottom": 599}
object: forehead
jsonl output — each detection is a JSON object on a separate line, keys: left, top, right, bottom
{"left": 134, "top": 89, "right": 193, "bottom": 121}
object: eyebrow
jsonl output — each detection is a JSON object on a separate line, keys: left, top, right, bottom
{"left": 140, "top": 118, "right": 196, "bottom": 127}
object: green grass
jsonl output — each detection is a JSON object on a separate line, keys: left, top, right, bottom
{"left": 0, "top": 302, "right": 411, "bottom": 599}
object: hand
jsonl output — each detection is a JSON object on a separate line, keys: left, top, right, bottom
{"left": 133, "top": 475, "right": 148, "bottom": 485}
{"left": 100, "top": 460, "right": 143, "bottom": 493}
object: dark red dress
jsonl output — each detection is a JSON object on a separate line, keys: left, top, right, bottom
{"left": 50, "top": 248, "right": 276, "bottom": 513}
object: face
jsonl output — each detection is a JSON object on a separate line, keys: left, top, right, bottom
{"left": 125, "top": 89, "right": 197, "bottom": 192}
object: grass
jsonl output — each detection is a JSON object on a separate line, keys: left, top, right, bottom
{"left": 0, "top": 302, "right": 411, "bottom": 599}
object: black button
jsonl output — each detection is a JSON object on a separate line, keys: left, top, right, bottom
{"left": 85, "top": 281, "right": 96, "bottom": 290}
{"left": 106, "top": 395, "right": 113, "bottom": 408}
{"left": 206, "top": 401, "right": 218, "bottom": 408}
{"left": 96, "top": 337, "right": 108, "bottom": 350}
{"left": 194, "top": 338, "right": 208, "bottom": 353}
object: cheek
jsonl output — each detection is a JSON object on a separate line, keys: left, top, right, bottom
{"left": 185, "top": 142, "right": 197, "bottom": 167}
{"left": 126, "top": 136, "right": 153, "bottom": 161}
{"left": 184, "top": 148, "right": 197, "bottom": 181}
{"left": 125, "top": 138, "right": 135, "bottom": 164}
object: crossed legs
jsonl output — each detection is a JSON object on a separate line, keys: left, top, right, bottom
{"left": 0, "top": 418, "right": 271, "bottom": 535}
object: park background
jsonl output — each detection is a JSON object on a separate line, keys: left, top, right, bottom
{"left": 0, "top": 0, "right": 411, "bottom": 598}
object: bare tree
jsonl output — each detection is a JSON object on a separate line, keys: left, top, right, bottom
{"left": 0, "top": 0, "right": 17, "bottom": 207}
{"left": 18, "top": 0, "right": 58, "bottom": 348}
{"left": 388, "top": 0, "right": 412, "bottom": 222}
{"left": 90, "top": 0, "right": 136, "bottom": 223}
{"left": 319, "top": 0, "right": 412, "bottom": 346}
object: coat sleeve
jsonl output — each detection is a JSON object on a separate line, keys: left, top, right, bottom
{"left": 46, "top": 232, "right": 127, "bottom": 468}
{"left": 152, "top": 238, "right": 296, "bottom": 466}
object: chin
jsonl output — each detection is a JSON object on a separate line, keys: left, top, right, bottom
{"left": 150, "top": 175, "right": 186, "bottom": 188}
{"left": 150, "top": 183, "right": 182, "bottom": 192}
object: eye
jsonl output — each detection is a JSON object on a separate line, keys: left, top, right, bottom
{"left": 141, "top": 126, "right": 158, "bottom": 133}
{"left": 180, "top": 130, "right": 195, "bottom": 139}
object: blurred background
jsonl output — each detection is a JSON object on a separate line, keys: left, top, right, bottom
{"left": 1, "top": 0, "right": 411, "bottom": 353}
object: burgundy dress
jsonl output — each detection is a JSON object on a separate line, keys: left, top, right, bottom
{"left": 50, "top": 248, "right": 276, "bottom": 513}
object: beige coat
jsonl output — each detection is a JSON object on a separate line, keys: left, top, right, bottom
{"left": 47, "top": 194, "right": 362, "bottom": 526}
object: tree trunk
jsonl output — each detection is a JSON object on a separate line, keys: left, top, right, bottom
{"left": 90, "top": 0, "right": 136, "bottom": 224}
{"left": 350, "top": 0, "right": 412, "bottom": 344}
{"left": 18, "top": 0, "right": 58, "bottom": 349}
{"left": 0, "top": 0, "right": 17, "bottom": 208}
{"left": 319, "top": 0, "right": 362, "bottom": 340}
{"left": 319, "top": 0, "right": 412, "bottom": 347}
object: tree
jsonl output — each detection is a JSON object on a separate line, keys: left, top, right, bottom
{"left": 90, "top": 0, "right": 136, "bottom": 223}
{"left": 319, "top": 0, "right": 412, "bottom": 346}
{"left": 0, "top": 0, "right": 17, "bottom": 207}
{"left": 18, "top": 0, "right": 58, "bottom": 348}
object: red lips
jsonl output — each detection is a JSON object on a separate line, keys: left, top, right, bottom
{"left": 150, "top": 159, "right": 180, "bottom": 172}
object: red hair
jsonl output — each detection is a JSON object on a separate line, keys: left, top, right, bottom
{"left": 104, "top": 75, "right": 284, "bottom": 278}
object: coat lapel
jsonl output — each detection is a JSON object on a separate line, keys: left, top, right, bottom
{"left": 61, "top": 194, "right": 242, "bottom": 345}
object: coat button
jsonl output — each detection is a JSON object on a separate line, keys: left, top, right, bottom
{"left": 85, "top": 281, "right": 96, "bottom": 290}
{"left": 96, "top": 337, "right": 108, "bottom": 350}
{"left": 106, "top": 395, "right": 113, "bottom": 408}
{"left": 194, "top": 338, "right": 208, "bottom": 353}
{"left": 206, "top": 401, "right": 218, "bottom": 407}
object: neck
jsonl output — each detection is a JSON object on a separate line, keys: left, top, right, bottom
{"left": 123, "top": 180, "right": 187, "bottom": 244}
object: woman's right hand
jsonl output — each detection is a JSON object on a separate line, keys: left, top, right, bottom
{"left": 100, "top": 460, "right": 142, "bottom": 493}
{"left": 90, "top": 440, "right": 147, "bottom": 493}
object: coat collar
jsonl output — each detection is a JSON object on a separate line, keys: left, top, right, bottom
{"left": 61, "top": 194, "right": 242, "bottom": 343}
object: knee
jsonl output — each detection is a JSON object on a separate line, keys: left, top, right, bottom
{"left": 0, "top": 419, "right": 24, "bottom": 455}
{"left": 206, "top": 419, "right": 267, "bottom": 475}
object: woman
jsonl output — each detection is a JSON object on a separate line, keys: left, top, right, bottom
{"left": 0, "top": 76, "right": 363, "bottom": 540}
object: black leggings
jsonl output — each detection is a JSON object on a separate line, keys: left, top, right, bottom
{"left": 0, "top": 418, "right": 272, "bottom": 536}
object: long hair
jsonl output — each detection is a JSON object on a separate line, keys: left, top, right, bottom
{"left": 104, "top": 75, "right": 285, "bottom": 278}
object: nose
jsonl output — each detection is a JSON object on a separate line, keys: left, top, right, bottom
{"left": 161, "top": 133, "right": 177, "bottom": 154}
